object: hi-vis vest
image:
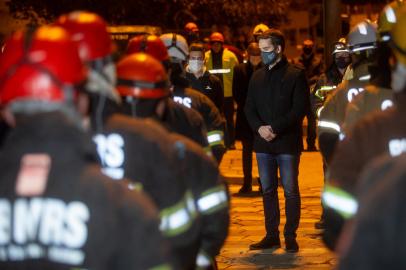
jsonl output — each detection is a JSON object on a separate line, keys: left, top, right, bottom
{"left": 205, "top": 49, "right": 238, "bottom": 98}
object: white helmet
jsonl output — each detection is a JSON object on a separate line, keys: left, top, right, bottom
{"left": 348, "top": 20, "right": 377, "bottom": 53}
{"left": 160, "top": 33, "right": 189, "bottom": 61}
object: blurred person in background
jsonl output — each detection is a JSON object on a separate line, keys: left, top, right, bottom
{"left": 205, "top": 32, "right": 239, "bottom": 149}
{"left": 233, "top": 42, "right": 263, "bottom": 194}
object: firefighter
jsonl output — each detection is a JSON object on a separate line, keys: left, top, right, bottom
{"left": 342, "top": 0, "right": 405, "bottom": 132}
{"left": 170, "top": 133, "right": 230, "bottom": 270}
{"left": 338, "top": 154, "right": 406, "bottom": 269}
{"left": 311, "top": 40, "right": 351, "bottom": 229}
{"left": 321, "top": 8, "right": 406, "bottom": 250}
{"left": 57, "top": 12, "right": 201, "bottom": 269}
{"left": 160, "top": 33, "right": 226, "bottom": 163}
{"left": 0, "top": 25, "right": 171, "bottom": 269}
{"left": 116, "top": 52, "right": 231, "bottom": 270}
{"left": 318, "top": 20, "right": 378, "bottom": 163}
{"left": 126, "top": 34, "right": 210, "bottom": 154}
{"left": 205, "top": 32, "right": 239, "bottom": 149}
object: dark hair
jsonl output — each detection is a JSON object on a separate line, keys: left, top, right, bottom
{"left": 258, "top": 29, "right": 285, "bottom": 52}
{"left": 189, "top": 43, "right": 205, "bottom": 54}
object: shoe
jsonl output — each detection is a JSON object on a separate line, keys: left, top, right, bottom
{"left": 285, "top": 238, "right": 299, "bottom": 253}
{"left": 314, "top": 219, "right": 325, "bottom": 230}
{"left": 238, "top": 185, "right": 252, "bottom": 194}
{"left": 249, "top": 236, "right": 281, "bottom": 250}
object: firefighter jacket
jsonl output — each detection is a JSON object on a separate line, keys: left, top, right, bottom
{"left": 233, "top": 61, "right": 263, "bottom": 141}
{"left": 343, "top": 84, "right": 394, "bottom": 132}
{"left": 162, "top": 99, "right": 210, "bottom": 152}
{"left": 338, "top": 154, "right": 406, "bottom": 270}
{"left": 172, "top": 86, "right": 226, "bottom": 163}
{"left": 244, "top": 57, "right": 309, "bottom": 154}
{"left": 318, "top": 62, "right": 372, "bottom": 162}
{"left": 94, "top": 113, "right": 200, "bottom": 269}
{"left": 170, "top": 133, "right": 229, "bottom": 269}
{"left": 205, "top": 48, "right": 239, "bottom": 98}
{"left": 186, "top": 70, "right": 224, "bottom": 114}
{"left": 311, "top": 64, "right": 344, "bottom": 118}
{"left": 0, "top": 112, "right": 171, "bottom": 270}
{"left": 329, "top": 92, "right": 406, "bottom": 196}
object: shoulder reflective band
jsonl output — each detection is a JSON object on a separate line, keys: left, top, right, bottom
{"left": 128, "top": 182, "right": 143, "bottom": 191}
{"left": 322, "top": 185, "right": 358, "bottom": 219}
{"left": 198, "top": 185, "right": 228, "bottom": 214}
{"left": 208, "top": 69, "right": 231, "bottom": 74}
{"left": 358, "top": 74, "right": 371, "bottom": 81}
{"left": 159, "top": 193, "right": 195, "bottom": 237}
{"left": 207, "top": 130, "right": 224, "bottom": 146}
{"left": 196, "top": 251, "right": 212, "bottom": 268}
{"left": 317, "top": 120, "right": 341, "bottom": 133}
{"left": 315, "top": 85, "right": 336, "bottom": 99}
{"left": 316, "top": 106, "right": 324, "bottom": 118}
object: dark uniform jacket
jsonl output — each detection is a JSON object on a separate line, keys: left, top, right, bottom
{"left": 338, "top": 154, "right": 406, "bottom": 270}
{"left": 0, "top": 112, "right": 169, "bottom": 270}
{"left": 170, "top": 133, "right": 229, "bottom": 266}
{"left": 292, "top": 53, "right": 323, "bottom": 86}
{"left": 343, "top": 85, "right": 394, "bottom": 132}
{"left": 329, "top": 93, "right": 406, "bottom": 195}
{"left": 186, "top": 71, "right": 224, "bottom": 113}
{"left": 94, "top": 113, "right": 200, "bottom": 269}
{"left": 245, "top": 57, "right": 309, "bottom": 154}
{"left": 163, "top": 99, "right": 210, "bottom": 152}
{"left": 233, "top": 61, "right": 263, "bottom": 141}
{"left": 172, "top": 86, "right": 226, "bottom": 162}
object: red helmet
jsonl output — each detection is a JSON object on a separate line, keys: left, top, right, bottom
{"left": 0, "top": 26, "right": 86, "bottom": 107}
{"left": 126, "top": 35, "right": 169, "bottom": 62}
{"left": 116, "top": 53, "right": 169, "bottom": 99}
{"left": 56, "top": 11, "right": 113, "bottom": 61}
{"left": 185, "top": 22, "right": 199, "bottom": 33}
{"left": 210, "top": 32, "right": 224, "bottom": 43}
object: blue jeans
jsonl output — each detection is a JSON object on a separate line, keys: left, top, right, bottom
{"left": 256, "top": 153, "right": 301, "bottom": 239}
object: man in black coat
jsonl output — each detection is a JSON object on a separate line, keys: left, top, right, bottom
{"left": 233, "top": 42, "right": 263, "bottom": 193}
{"left": 245, "top": 29, "right": 309, "bottom": 252}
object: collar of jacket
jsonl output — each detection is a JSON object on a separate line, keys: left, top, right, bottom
{"left": 267, "top": 56, "right": 288, "bottom": 71}
{"left": 3, "top": 112, "right": 97, "bottom": 162}
{"left": 352, "top": 62, "right": 371, "bottom": 81}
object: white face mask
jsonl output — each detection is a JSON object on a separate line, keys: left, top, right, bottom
{"left": 188, "top": 59, "right": 204, "bottom": 73}
{"left": 391, "top": 62, "right": 406, "bottom": 93}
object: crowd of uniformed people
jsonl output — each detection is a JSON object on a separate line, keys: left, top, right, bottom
{"left": 0, "top": 1, "right": 406, "bottom": 268}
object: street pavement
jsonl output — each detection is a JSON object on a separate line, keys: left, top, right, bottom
{"left": 218, "top": 142, "right": 337, "bottom": 269}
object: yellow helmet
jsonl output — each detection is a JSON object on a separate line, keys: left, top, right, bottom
{"left": 391, "top": 6, "right": 406, "bottom": 65}
{"left": 253, "top": 23, "right": 269, "bottom": 37}
{"left": 378, "top": 0, "right": 405, "bottom": 42}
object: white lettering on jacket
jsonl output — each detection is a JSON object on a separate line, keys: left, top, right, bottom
{"left": 347, "top": 87, "right": 364, "bottom": 103}
{"left": 93, "top": 133, "right": 125, "bottom": 179}
{"left": 389, "top": 138, "right": 406, "bottom": 157}
{"left": 0, "top": 198, "right": 89, "bottom": 265}
{"left": 173, "top": 96, "right": 192, "bottom": 108}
